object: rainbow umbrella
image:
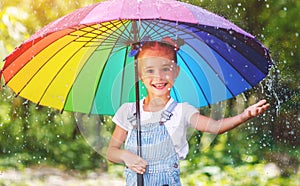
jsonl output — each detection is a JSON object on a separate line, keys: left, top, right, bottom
{"left": 1, "top": 0, "right": 272, "bottom": 184}
{"left": 1, "top": 0, "right": 271, "bottom": 116}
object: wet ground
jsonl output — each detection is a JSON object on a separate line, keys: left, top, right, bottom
{"left": 0, "top": 166, "right": 125, "bottom": 186}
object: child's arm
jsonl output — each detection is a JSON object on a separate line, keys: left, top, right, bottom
{"left": 190, "top": 99, "right": 270, "bottom": 134}
{"left": 106, "top": 125, "right": 147, "bottom": 174}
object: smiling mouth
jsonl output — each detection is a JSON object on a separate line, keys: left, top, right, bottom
{"left": 152, "top": 83, "right": 168, "bottom": 89}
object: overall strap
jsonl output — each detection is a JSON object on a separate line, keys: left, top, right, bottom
{"left": 127, "top": 100, "right": 178, "bottom": 125}
{"left": 160, "top": 101, "right": 178, "bottom": 124}
{"left": 127, "top": 103, "right": 137, "bottom": 125}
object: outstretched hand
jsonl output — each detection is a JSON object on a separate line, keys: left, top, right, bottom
{"left": 242, "top": 99, "right": 270, "bottom": 121}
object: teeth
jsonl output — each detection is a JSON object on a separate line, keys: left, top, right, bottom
{"left": 153, "top": 83, "right": 166, "bottom": 88}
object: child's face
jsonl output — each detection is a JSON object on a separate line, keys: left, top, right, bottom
{"left": 138, "top": 48, "right": 179, "bottom": 98}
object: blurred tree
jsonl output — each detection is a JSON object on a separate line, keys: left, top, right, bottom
{"left": 0, "top": 0, "right": 108, "bottom": 171}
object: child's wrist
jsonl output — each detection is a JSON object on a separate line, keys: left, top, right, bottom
{"left": 240, "top": 110, "right": 250, "bottom": 122}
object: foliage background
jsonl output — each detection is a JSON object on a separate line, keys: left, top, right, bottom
{"left": 0, "top": 0, "right": 299, "bottom": 185}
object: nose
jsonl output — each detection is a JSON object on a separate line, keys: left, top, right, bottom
{"left": 154, "top": 69, "right": 165, "bottom": 80}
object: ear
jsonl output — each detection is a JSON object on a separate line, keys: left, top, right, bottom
{"left": 136, "top": 58, "right": 143, "bottom": 81}
{"left": 138, "top": 72, "right": 143, "bottom": 81}
{"left": 138, "top": 69, "right": 144, "bottom": 82}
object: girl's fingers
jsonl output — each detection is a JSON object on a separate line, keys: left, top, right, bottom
{"left": 255, "top": 99, "right": 267, "bottom": 107}
{"left": 132, "top": 165, "right": 146, "bottom": 174}
{"left": 245, "top": 99, "right": 270, "bottom": 118}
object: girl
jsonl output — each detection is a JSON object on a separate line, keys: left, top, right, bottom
{"left": 106, "top": 37, "right": 270, "bottom": 185}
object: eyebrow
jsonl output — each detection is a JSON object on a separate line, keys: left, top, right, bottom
{"left": 162, "top": 64, "right": 174, "bottom": 68}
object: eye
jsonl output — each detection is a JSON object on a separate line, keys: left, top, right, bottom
{"left": 162, "top": 67, "right": 171, "bottom": 72}
{"left": 145, "top": 69, "right": 154, "bottom": 74}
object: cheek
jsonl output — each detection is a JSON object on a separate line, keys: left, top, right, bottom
{"left": 165, "top": 72, "right": 177, "bottom": 81}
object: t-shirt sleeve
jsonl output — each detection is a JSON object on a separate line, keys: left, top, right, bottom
{"left": 112, "top": 103, "right": 133, "bottom": 131}
{"left": 182, "top": 102, "right": 199, "bottom": 126}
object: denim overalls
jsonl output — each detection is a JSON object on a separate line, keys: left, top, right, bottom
{"left": 125, "top": 101, "right": 181, "bottom": 186}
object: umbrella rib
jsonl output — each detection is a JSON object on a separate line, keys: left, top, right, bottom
{"left": 153, "top": 21, "right": 237, "bottom": 98}
{"left": 8, "top": 20, "right": 269, "bottom": 111}
{"left": 93, "top": 20, "right": 134, "bottom": 47}
{"left": 12, "top": 37, "right": 78, "bottom": 99}
{"left": 149, "top": 20, "right": 174, "bottom": 40}
{"left": 116, "top": 20, "right": 238, "bottom": 99}
{"left": 195, "top": 28, "right": 259, "bottom": 87}
{"left": 76, "top": 21, "right": 132, "bottom": 52}
{"left": 15, "top": 26, "right": 102, "bottom": 108}
{"left": 146, "top": 20, "right": 187, "bottom": 40}
{"left": 163, "top": 22, "right": 255, "bottom": 96}
{"left": 61, "top": 49, "right": 107, "bottom": 114}
{"left": 99, "top": 21, "right": 131, "bottom": 44}
{"left": 80, "top": 22, "right": 127, "bottom": 46}
{"left": 60, "top": 21, "right": 131, "bottom": 114}
{"left": 38, "top": 35, "right": 102, "bottom": 108}
{"left": 189, "top": 23, "right": 268, "bottom": 81}
{"left": 135, "top": 20, "right": 153, "bottom": 40}
{"left": 145, "top": 20, "right": 177, "bottom": 40}
{"left": 119, "top": 46, "right": 130, "bottom": 107}
{"left": 137, "top": 20, "right": 220, "bottom": 104}
{"left": 139, "top": 20, "right": 166, "bottom": 40}
{"left": 73, "top": 21, "right": 130, "bottom": 48}
{"left": 93, "top": 20, "right": 133, "bottom": 50}
{"left": 68, "top": 21, "right": 132, "bottom": 52}
{"left": 177, "top": 52, "right": 211, "bottom": 106}
{"left": 86, "top": 21, "right": 132, "bottom": 114}
{"left": 110, "top": 20, "right": 135, "bottom": 45}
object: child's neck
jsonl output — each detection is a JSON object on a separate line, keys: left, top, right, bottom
{"left": 143, "top": 96, "right": 170, "bottom": 112}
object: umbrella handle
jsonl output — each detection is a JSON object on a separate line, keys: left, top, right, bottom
{"left": 137, "top": 173, "right": 144, "bottom": 185}
{"left": 135, "top": 102, "right": 144, "bottom": 185}
{"left": 134, "top": 36, "right": 144, "bottom": 185}
{"left": 135, "top": 68, "right": 144, "bottom": 186}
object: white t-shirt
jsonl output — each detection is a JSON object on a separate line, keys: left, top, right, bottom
{"left": 112, "top": 98, "right": 199, "bottom": 160}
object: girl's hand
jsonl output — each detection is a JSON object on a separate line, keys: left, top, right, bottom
{"left": 123, "top": 151, "right": 148, "bottom": 174}
{"left": 241, "top": 99, "right": 270, "bottom": 121}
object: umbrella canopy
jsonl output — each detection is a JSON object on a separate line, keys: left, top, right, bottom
{"left": 1, "top": 0, "right": 272, "bottom": 115}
